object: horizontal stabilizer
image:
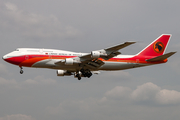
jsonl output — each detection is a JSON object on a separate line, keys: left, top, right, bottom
{"left": 146, "top": 52, "right": 176, "bottom": 62}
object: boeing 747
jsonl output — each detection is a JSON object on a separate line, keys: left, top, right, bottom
{"left": 3, "top": 34, "right": 176, "bottom": 80}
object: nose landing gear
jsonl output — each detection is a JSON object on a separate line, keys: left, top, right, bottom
{"left": 20, "top": 67, "right": 23, "bottom": 74}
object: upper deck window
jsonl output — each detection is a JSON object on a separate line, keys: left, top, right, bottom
{"left": 27, "top": 50, "right": 39, "bottom": 52}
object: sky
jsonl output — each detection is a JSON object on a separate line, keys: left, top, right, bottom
{"left": 0, "top": 0, "right": 180, "bottom": 120}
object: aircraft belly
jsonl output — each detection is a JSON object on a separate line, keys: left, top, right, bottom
{"left": 32, "top": 59, "right": 56, "bottom": 68}
{"left": 99, "top": 62, "right": 142, "bottom": 70}
{"left": 32, "top": 59, "right": 147, "bottom": 71}
{"left": 32, "top": 59, "right": 79, "bottom": 71}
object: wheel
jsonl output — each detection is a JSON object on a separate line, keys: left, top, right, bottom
{"left": 87, "top": 72, "right": 92, "bottom": 78}
{"left": 75, "top": 73, "right": 80, "bottom": 77}
{"left": 78, "top": 77, "right": 81, "bottom": 80}
{"left": 20, "top": 70, "right": 23, "bottom": 74}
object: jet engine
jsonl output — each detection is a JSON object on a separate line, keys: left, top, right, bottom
{"left": 65, "top": 58, "right": 74, "bottom": 65}
{"left": 91, "top": 51, "right": 100, "bottom": 58}
{"left": 57, "top": 70, "right": 72, "bottom": 76}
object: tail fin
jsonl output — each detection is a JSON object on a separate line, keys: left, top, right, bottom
{"left": 137, "top": 34, "right": 171, "bottom": 57}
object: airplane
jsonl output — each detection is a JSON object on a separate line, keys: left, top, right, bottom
{"left": 2, "top": 34, "right": 176, "bottom": 80}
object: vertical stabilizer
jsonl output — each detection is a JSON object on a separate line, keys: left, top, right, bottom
{"left": 137, "top": 34, "right": 171, "bottom": 57}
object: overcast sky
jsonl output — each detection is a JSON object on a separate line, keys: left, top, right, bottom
{"left": 0, "top": 0, "right": 180, "bottom": 120}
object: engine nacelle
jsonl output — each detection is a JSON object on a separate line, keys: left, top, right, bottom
{"left": 65, "top": 58, "right": 73, "bottom": 65}
{"left": 57, "top": 70, "right": 72, "bottom": 76}
{"left": 91, "top": 51, "right": 100, "bottom": 58}
{"left": 57, "top": 70, "right": 66, "bottom": 76}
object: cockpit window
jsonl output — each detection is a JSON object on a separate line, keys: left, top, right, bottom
{"left": 16, "top": 49, "right": 19, "bottom": 51}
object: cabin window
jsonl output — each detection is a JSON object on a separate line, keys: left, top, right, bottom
{"left": 27, "top": 50, "right": 39, "bottom": 52}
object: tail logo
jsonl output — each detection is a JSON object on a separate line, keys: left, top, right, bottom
{"left": 153, "top": 41, "right": 164, "bottom": 53}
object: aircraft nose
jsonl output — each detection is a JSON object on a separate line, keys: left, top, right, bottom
{"left": 2, "top": 54, "right": 8, "bottom": 61}
{"left": 2, "top": 55, "right": 6, "bottom": 60}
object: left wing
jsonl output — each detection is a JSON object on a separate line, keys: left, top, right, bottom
{"left": 104, "top": 42, "right": 136, "bottom": 54}
{"left": 77, "top": 41, "right": 136, "bottom": 70}
{"left": 55, "top": 41, "right": 135, "bottom": 70}
{"left": 80, "top": 41, "right": 135, "bottom": 60}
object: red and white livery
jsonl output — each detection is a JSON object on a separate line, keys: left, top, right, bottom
{"left": 3, "top": 34, "right": 176, "bottom": 80}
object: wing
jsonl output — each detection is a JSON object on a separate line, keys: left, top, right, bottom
{"left": 77, "top": 41, "right": 136, "bottom": 70}
{"left": 55, "top": 41, "right": 135, "bottom": 70}
{"left": 80, "top": 41, "right": 135, "bottom": 60}
{"left": 104, "top": 41, "right": 136, "bottom": 54}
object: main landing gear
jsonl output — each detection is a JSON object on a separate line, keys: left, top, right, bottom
{"left": 75, "top": 73, "right": 81, "bottom": 80}
{"left": 75, "top": 69, "right": 92, "bottom": 80}
{"left": 80, "top": 69, "right": 92, "bottom": 78}
{"left": 20, "top": 67, "right": 23, "bottom": 74}
{"left": 75, "top": 74, "right": 81, "bottom": 80}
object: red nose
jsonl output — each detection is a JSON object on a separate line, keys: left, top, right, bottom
{"left": 3, "top": 56, "right": 24, "bottom": 65}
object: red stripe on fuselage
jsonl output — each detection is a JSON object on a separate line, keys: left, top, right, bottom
{"left": 4, "top": 54, "right": 167, "bottom": 67}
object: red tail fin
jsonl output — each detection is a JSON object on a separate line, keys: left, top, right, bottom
{"left": 137, "top": 34, "right": 171, "bottom": 57}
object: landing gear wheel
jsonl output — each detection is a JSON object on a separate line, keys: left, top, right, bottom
{"left": 75, "top": 73, "right": 81, "bottom": 80}
{"left": 80, "top": 69, "right": 92, "bottom": 78}
{"left": 78, "top": 77, "right": 81, "bottom": 80}
{"left": 20, "top": 70, "right": 23, "bottom": 74}
{"left": 20, "top": 67, "right": 23, "bottom": 74}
